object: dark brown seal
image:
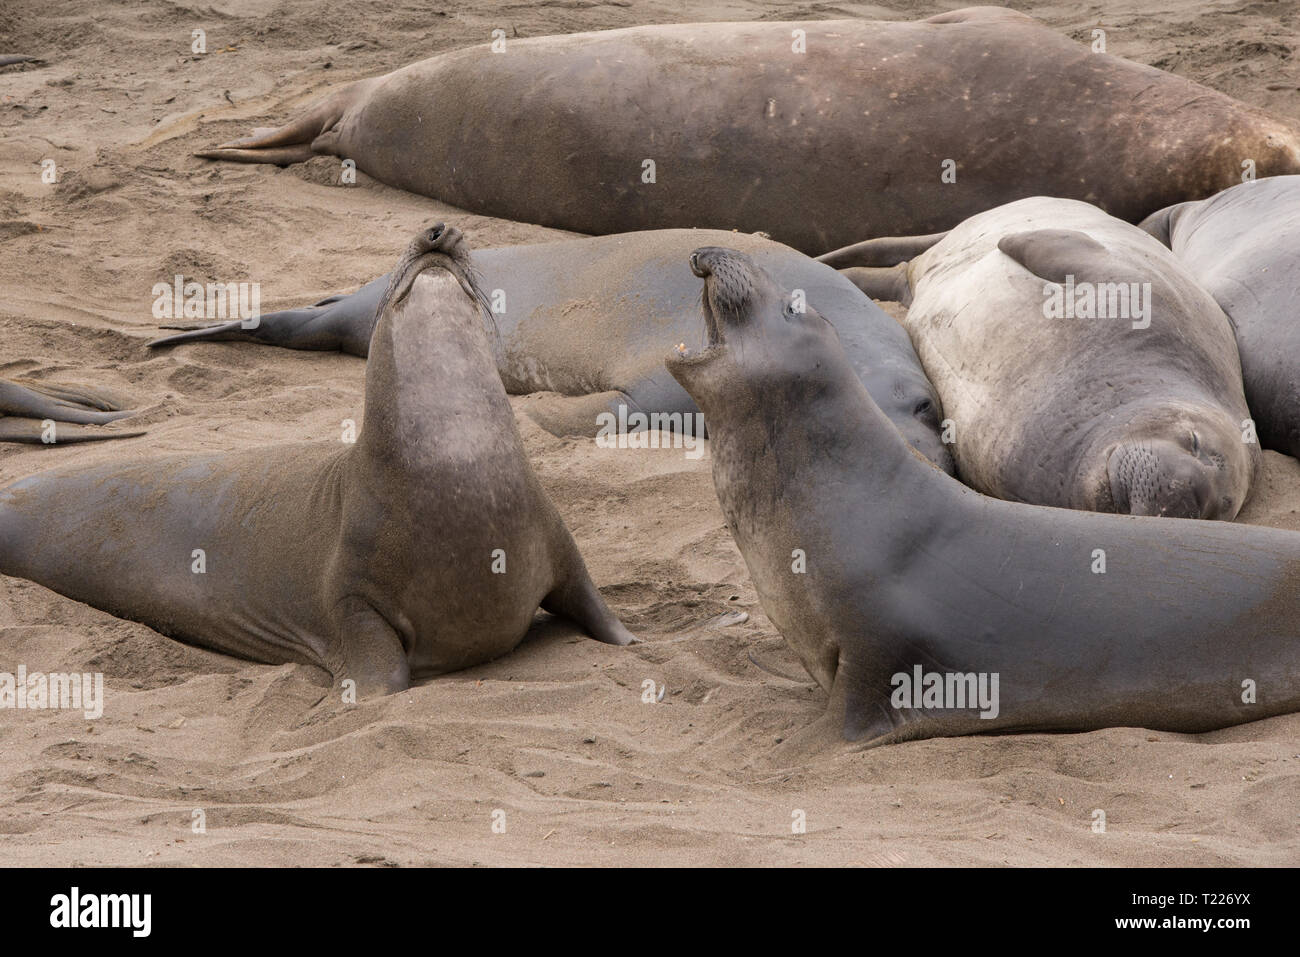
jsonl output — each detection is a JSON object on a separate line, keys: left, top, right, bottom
{"left": 0, "top": 225, "right": 635, "bottom": 696}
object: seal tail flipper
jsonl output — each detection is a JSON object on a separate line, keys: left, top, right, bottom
{"left": 839, "top": 265, "right": 913, "bottom": 305}
{"left": 542, "top": 570, "right": 638, "bottom": 647}
{"left": 816, "top": 232, "right": 948, "bottom": 269}
{"left": 0, "top": 378, "right": 138, "bottom": 426}
{"left": 0, "top": 419, "right": 145, "bottom": 444}
{"left": 149, "top": 277, "right": 387, "bottom": 356}
{"left": 194, "top": 83, "right": 364, "bottom": 165}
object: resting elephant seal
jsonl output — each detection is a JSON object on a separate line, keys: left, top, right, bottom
{"left": 0, "top": 378, "right": 143, "bottom": 444}
{"left": 0, "top": 224, "right": 635, "bottom": 695}
{"left": 148, "top": 229, "right": 953, "bottom": 472}
{"left": 667, "top": 246, "right": 1300, "bottom": 746}
{"left": 1140, "top": 176, "right": 1300, "bottom": 458}
{"left": 818, "top": 197, "right": 1259, "bottom": 519}
{"left": 195, "top": 7, "right": 1300, "bottom": 253}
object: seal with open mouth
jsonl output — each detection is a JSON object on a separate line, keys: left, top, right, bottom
{"left": 667, "top": 246, "right": 1300, "bottom": 746}
{"left": 0, "top": 224, "right": 635, "bottom": 695}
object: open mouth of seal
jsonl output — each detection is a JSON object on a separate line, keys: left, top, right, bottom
{"left": 671, "top": 249, "right": 740, "bottom": 365}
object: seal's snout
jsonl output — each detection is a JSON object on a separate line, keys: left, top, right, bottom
{"left": 689, "top": 250, "right": 710, "bottom": 278}
{"left": 1108, "top": 438, "right": 1233, "bottom": 520}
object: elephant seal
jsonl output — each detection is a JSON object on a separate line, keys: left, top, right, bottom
{"left": 1140, "top": 175, "right": 1300, "bottom": 458}
{"left": 0, "top": 378, "right": 144, "bottom": 444}
{"left": 666, "top": 246, "right": 1300, "bottom": 746}
{"left": 194, "top": 8, "right": 1300, "bottom": 254}
{"left": 148, "top": 229, "right": 953, "bottom": 473}
{"left": 0, "top": 224, "right": 635, "bottom": 695}
{"left": 817, "top": 197, "right": 1259, "bottom": 519}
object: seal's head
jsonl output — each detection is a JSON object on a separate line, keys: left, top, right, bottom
{"left": 669, "top": 246, "right": 951, "bottom": 467}
{"left": 1104, "top": 405, "right": 1251, "bottom": 520}
{"left": 667, "top": 246, "right": 856, "bottom": 413}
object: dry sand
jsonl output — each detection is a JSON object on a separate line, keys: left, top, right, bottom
{"left": 1, "top": 0, "right": 1298, "bottom": 866}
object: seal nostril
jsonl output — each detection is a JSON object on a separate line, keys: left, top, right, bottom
{"left": 428, "top": 223, "right": 445, "bottom": 243}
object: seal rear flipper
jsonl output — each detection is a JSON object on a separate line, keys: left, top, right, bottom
{"left": 816, "top": 232, "right": 947, "bottom": 269}
{"left": 149, "top": 278, "right": 386, "bottom": 357}
{"left": 194, "top": 82, "right": 365, "bottom": 165}
{"left": 326, "top": 598, "right": 411, "bottom": 698}
{"left": 0, "top": 419, "right": 145, "bottom": 444}
{"left": 839, "top": 265, "right": 913, "bottom": 305}
{"left": 0, "top": 378, "right": 138, "bottom": 426}
{"left": 541, "top": 569, "right": 637, "bottom": 647}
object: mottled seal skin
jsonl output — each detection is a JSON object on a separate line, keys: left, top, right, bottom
{"left": 667, "top": 246, "right": 1300, "bottom": 746}
{"left": 195, "top": 7, "right": 1300, "bottom": 254}
{"left": 0, "top": 378, "right": 144, "bottom": 444}
{"left": 148, "top": 229, "right": 953, "bottom": 473}
{"left": 1141, "top": 176, "right": 1300, "bottom": 458}
{"left": 818, "top": 197, "right": 1260, "bottom": 520}
{"left": 0, "top": 225, "right": 635, "bottom": 696}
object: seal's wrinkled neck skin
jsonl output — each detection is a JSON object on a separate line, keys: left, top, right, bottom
{"left": 359, "top": 223, "right": 505, "bottom": 465}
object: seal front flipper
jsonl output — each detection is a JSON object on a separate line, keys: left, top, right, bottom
{"left": 839, "top": 265, "right": 913, "bottom": 305}
{"left": 995, "top": 229, "right": 1112, "bottom": 284}
{"left": 326, "top": 598, "right": 412, "bottom": 698}
{"left": 520, "top": 390, "right": 638, "bottom": 438}
{"left": 541, "top": 570, "right": 638, "bottom": 647}
{"left": 815, "top": 232, "right": 948, "bottom": 269}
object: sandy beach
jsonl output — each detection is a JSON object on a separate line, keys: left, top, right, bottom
{"left": 1, "top": 0, "right": 1298, "bottom": 866}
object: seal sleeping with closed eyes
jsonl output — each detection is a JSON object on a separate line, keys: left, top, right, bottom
{"left": 195, "top": 7, "right": 1300, "bottom": 253}
{"left": 0, "top": 378, "right": 143, "bottom": 444}
{"left": 0, "top": 225, "right": 635, "bottom": 695}
{"left": 667, "top": 246, "right": 1300, "bottom": 746}
{"left": 819, "top": 197, "right": 1259, "bottom": 520}
{"left": 148, "top": 229, "right": 953, "bottom": 473}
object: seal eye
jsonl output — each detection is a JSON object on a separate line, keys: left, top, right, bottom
{"left": 1189, "top": 430, "right": 1201, "bottom": 455}
{"left": 914, "top": 398, "right": 935, "bottom": 420}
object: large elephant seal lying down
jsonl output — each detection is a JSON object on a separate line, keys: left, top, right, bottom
{"left": 0, "top": 225, "right": 635, "bottom": 695}
{"left": 0, "top": 378, "right": 143, "bottom": 444}
{"left": 195, "top": 7, "right": 1300, "bottom": 253}
{"left": 1141, "top": 176, "right": 1300, "bottom": 458}
{"left": 667, "top": 246, "right": 1300, "bottom": 746}
{"left": 818, "top": 197, "right": 1259, "bottom": 520}
{"left": 148, "top": 229, "right": 953, "bottom": 473}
